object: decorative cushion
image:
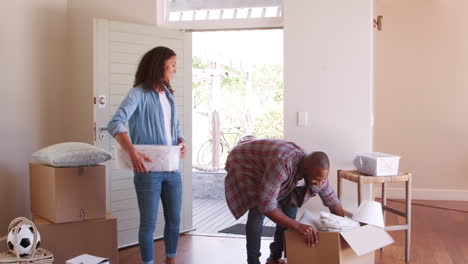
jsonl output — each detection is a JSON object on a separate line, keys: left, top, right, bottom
{"left": 32, "top": 142, "right": 112, "bottom": 167}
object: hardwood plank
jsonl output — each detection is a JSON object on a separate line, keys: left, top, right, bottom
{"left": 118, "top": 235, "right": 272, "bottom": 264}
{"left": 193, "top": 200, "right": 225, "bottom": 220}
{"left": 197, "top": 203, "right": 235, "bottom": 233}
{"left": 193, "top": 200, "right": 213, "bottom": 218}
{"left": 192, "top": 199, "right": 218, "bottom": 217}
{"left": 208, "top": 208, "right": 238, "bottom": 233}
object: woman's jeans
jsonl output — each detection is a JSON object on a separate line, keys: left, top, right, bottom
{"left": 246, "top": 201, "right": 298, "bottom": 264}
{"left": 134, "top": 171, "right": 182, "bottom": 264}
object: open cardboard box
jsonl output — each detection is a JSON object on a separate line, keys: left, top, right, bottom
{"left": 285, "top": 200, "right": 394, "bottom": 264}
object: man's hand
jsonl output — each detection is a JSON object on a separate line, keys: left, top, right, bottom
{"left": 265, "top": 208, "right": 318, "bottom": 247}
{"left": 294, "top": 223, "right": 318, "bottom": 247}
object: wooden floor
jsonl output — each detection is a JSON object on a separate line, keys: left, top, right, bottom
{"left": 119, "top": 200, "right": 468, "bottom": 264}
{"left": 191, "top": 198, "right": 275, "bottom": 235}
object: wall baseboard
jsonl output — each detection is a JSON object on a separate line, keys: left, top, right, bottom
{"left": 374, "top": 187, "right": 468, "bottom": 201}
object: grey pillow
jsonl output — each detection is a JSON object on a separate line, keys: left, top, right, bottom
{"left": 32, "top": 142, "right": 112, "bottom": 167}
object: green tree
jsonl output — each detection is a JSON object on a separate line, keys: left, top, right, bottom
{"left": 254, "top": 110, "right": 284, "bottom": 139}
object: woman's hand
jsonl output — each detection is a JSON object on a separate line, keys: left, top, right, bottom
{"left": 129, "top": 151, "right": 152, "bottom": 172}
{"left": 294, "top": 223, "right": 318, "bottom": 247}
{"left": 178, "top": 139, "right": 186, "bottom": 159}
{"left": 178, "top": 142, "right": 186, "bottom": 159}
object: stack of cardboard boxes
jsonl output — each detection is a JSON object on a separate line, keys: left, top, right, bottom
{"left": 29, "top": 163, "right": 118, "bottom": 264}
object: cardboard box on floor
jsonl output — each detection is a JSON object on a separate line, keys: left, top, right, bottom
{"left": 33, "top": 214, "right": 118, "bottom": 264}
{"left": 285, "top": 201, "right": 394, "bottom": 264}
{"left": 29, "top": 163, "right": 106, "bottom": 223}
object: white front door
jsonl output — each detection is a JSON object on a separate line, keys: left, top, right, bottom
{"left": 93, "top": 19, "right": 192, "bottom": 248}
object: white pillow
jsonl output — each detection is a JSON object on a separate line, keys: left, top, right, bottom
{"left": 32, "top": 142, "right": 112, "bottom": 167}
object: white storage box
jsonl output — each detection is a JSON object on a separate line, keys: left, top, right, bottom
{"left": 355, "top": 152, "right": 400, "bottom": 176}
{"left": 115, "top": 145, "right": 181, "bottom": 172}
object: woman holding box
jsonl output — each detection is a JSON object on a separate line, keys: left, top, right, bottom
{"left": 108, "top": 46, "right": 186, "bottom": 264}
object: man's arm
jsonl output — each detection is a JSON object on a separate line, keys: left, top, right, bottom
{"left": 328, "top": 202, "right": 345, "bottom": 217}
{"left": 318, "top": 179, "right": 344, "bottom": 216}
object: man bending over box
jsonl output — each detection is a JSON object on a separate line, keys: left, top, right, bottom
{"left": 224, "top": 139, "right": 344, "bottom": 264}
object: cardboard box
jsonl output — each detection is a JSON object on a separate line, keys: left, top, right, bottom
{"left": 285, "top": 230, "right": 373, "bottom": 264}
{"left": 33, "top": 214, "right": 118, "bottom": 264}
{"left": 30, "top": 163, "right": 106, "bottom": 223}
{"left": 286, "top": 201, "right": 394, "bottom": 264}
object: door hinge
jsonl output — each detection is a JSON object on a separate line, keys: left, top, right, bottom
{"left": 93, "top": 122, "right": 96, "bottom": 142}
{"left": 94, "top": 96, "right": 97, "bottom": 104}
{"left": 374, "top": 15, "right": 383, "bottom": 31}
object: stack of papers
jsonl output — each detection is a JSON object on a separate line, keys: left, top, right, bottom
{"left": 66, "top": 254, "right": 109, "bottom": 264}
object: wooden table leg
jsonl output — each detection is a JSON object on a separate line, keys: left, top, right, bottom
{"left": 380, "top": 182, "right": 386, "bottom": 253}
{"left": 382, "top": 182, "right": 387, "bottom": 220}
{"left": 337, "top": 170, "right": 342, "bottom": 200}
{"left": 357, "top": 176, "right": 363, "bottom": 206}
{"left": 406, "top": 174, "right": 412, "bottom": 262}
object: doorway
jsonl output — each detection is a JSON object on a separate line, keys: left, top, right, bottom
{"left": 190, "top": 29, "right": 284, "bottom": 236}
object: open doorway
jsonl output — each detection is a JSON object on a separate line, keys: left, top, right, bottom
{"left": 191, "top": 29, "right": 283, "bottom": 236}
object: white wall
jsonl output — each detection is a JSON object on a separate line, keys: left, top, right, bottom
{"left": 283, "top": 0, "right": 374, "bottom": 213}
{"left": 0, "top": 0, "right": 69, "bottom": 236}
{"left": 0, "top": 0, "right": 156, "bottom": 237}
{"left": 374, "top": 0, "right": 468, "bottom": 201}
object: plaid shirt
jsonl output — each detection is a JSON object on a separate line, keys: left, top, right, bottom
{"left": 225, "top": 139, "right": 340, "bottom": 219}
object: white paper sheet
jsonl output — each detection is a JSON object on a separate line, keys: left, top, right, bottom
{"left": 66, "top": 254, "right": 109, "bottom": 264}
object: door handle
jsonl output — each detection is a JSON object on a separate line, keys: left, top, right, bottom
{"left": 100, "top": 127, "right": 108, "bottom": 132}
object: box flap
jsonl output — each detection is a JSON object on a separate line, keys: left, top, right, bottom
{"left": 66, "top": 253, "right": 109, "bottom": 264}
{"left": 340, "top": 225, "right": 394, "bottom": 256}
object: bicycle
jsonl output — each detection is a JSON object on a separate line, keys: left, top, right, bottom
{"left": 196, "top": 126, "right": 255, "bottom": 168}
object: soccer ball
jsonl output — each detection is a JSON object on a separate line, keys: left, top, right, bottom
{"left": 7, "top": 224, "right": 41, "bottom": 257}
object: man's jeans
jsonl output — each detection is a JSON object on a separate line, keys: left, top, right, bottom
{"left": 246, "top": 202, "right": 298, "bottom": 264}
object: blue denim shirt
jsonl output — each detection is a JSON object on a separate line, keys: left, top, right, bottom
{"left": 107, "top": 85, "right": 183, "bottom": 145}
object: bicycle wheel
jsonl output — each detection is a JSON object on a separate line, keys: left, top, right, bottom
{"left": 197, "top": 140, "right": 224, "bottom": 167}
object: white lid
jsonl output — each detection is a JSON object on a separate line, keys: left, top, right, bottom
{"left": 359, "top": 152, "right": 400, "bottom": 159}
